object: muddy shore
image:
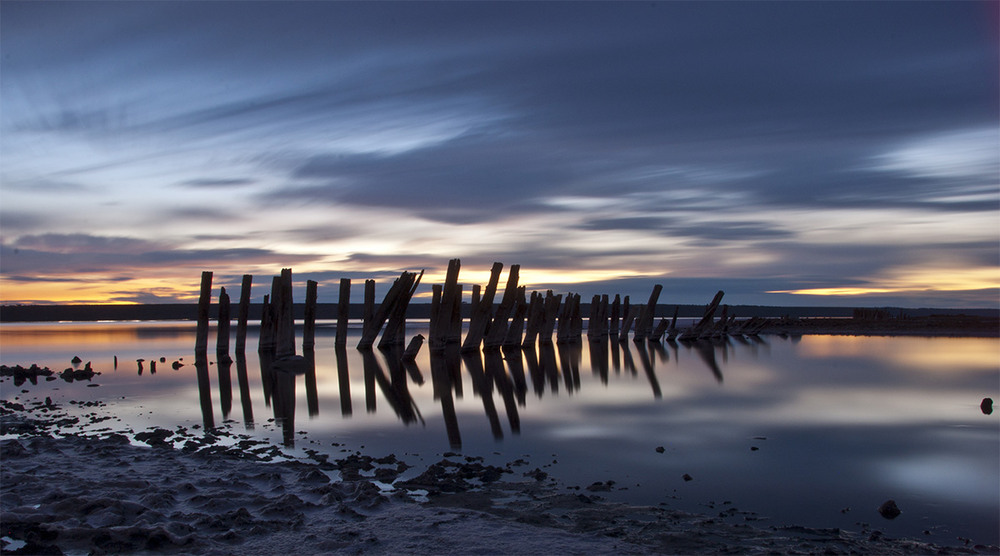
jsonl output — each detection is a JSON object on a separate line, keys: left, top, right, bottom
{"left": 3, "top": 398, "right": 996, "bottom": 555}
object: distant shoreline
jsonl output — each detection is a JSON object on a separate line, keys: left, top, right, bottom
{"left": 1, "top": 303, "right": 998, "bottom": 323}
{"left": 1, "top": 303, "right": 997, "bottom": 337}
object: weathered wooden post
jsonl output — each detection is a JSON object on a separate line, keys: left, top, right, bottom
{"left": 521, "top": 290, "right": 543, "bottom": 347}
{"left": 503, "top": 286, "right": 527, "bottom": 347}
{"left": 235, "top": 274, "right": 252, "bottom": 353}
{"left": 258, "top": 292, "right": 273, "bottom": 352}
{"left": 195, "top": 271, "right": 213, "bottom": 355}
{"left": 448, "top": 284, "right": 463, "bottom": 344}
{"left": 587, "top": 294, "right": 601, "bottom": 341}
{"left": 336, "top": 278, "right": 350, "bottom": 346}
{"left": 539, "top": 292, "right": 561, "bottom": 345}
{"left": 275, "top": 269, "right": 296, "bottom": 359}
{"left": 217, "top": 286, "right": 231, "bottom": 356}
{"left": 363, "top": 279, "right": 376, "bottom": 341}
{"left": 462, "top": 262, "right": 503, "bottom": 352}
{"left": 609, "top": 294, "right": 621, "bottom": 336}
{"left": 303, "top": 280, "right": 318, "bottom": 350}
{"left": 403, "top": 334, "right": 424, "bottom": 361}
{"left": 435, "top": 259, "right": 461, "bottom": 348}
{"left": 429, "top": 284, "right": 443, "bottom": 349}
{"left": 485, "top": 264, "right": 520, "bottom": 348}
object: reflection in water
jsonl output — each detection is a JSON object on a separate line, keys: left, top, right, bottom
{"left": 485, "top": 349, "right": 520, "bottom": 435}
{"left": 304, "top": 348, "right": 319, "bottom": 418}
{"left": 431, "top": 349, "right": 462, "bottom": 449}
{"left": 195, "top": 353, "right": 214, "bottom": 430}
{"left": 335, "top": 345, "right": 352, "bottom": 417}
{"left": 463, "top": 351, "right": 504, "bottom": 440}
{"left": 693, "top": 340, "right": 724, "bottom": 384}
{"left": 269, "top": 363, "right": 296, "bottom": 447}
{"left": 235, "top": 352, "right": 254, "bottom": 429}
{"left": 633, "top": 341, "right": 662, "bottom": 398}
{"left": 217, "top": 353, "right": 233, "bottom": 420}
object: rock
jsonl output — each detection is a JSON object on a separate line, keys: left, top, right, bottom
{"left": 878, "top": 499, "right": 901, "bottom": 519}
{"left": 71, "top": 356, "right": 82, "bottom": 364}
{"left": 682, "top": 473, "right": 693, "bottom": 482}
{"left": 655, "top": 446, "right": 665, "bottom": 453}
{"left": 172, "top": 361, "right": 184, "bottom": 370}
{"left": 981, "top": 398, "right": 993, "bottom": 415}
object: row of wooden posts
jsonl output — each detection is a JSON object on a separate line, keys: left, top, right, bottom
{"left": 194, "top": 260, "right": 769, "bottom": 358}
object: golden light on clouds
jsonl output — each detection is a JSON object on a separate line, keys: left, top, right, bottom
{"left": 769, "top": 265, "right": 1000, "bottom": 297}
{"left": 1, "top": 276, "right": 201, "bottom": 305}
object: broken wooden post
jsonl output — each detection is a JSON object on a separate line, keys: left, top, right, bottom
{"left": 303, "top": 279, "right": 318, "bottom": 350}
{"left": 275, "top": 269, "right": 296, "bottom": 359}
{"left": 521, "top": 290, "right": 543, "bottom": 347}
{"left": 235, "top": 274, "right": 252, "bottom": 353}
{"left": 462, "top": 262, "right": 503, "bottom": 352}
{"left": 485, "top": 264, "right": 520, "bottom": 348}
{"left": 539, "top": 292, "right": 562, "bottom": 345}
{"left": 217, "top": 286, "right": 231, "bottom": 356}
{"left": 503, "top": 286, "right": 527, "bottom": 347}
{"left": 259, "top": 292, "right": 274, "bottom": 352}
{"left": 403, "top": 334, "right": 424, "bottom": 361}
{"left": 609, "top": 294, "right": 621, "bottom": 336}
{"left": 587, "top": 294, "right": 601, "bottom": 341}
{"left": 434, "top": 259, "right": 461, "bottom": 348}
{"left": 683, "top": 290, "right": 725, "bottom": 340}
{"left": 569, "top": 293, "right": 583, "bottom": 343}
{"left": 336, "top": 278, "right": 350, "bottom": 346}
{"left": 430, "top": 284, "right": 443, "bottom": 349}
{"left": 448, "top": 284, "right": 463, "bottom": 344}
{"left": 359, "top": 271, "right": 418, "bottom": 349}
{"left": 634, "top": 285, "right": 662, "bottom": 341}
{"left": 379, "top": 270, "right": 423, "bottom": 349}
{"left": 363, "top": 279, "right": 375, "bottom": 341}
{"left": 195, "top": 271, "right": 213, "bottom": 355}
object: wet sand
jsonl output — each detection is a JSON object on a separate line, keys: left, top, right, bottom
{"left": 3, "top": 399, "right": 995, "bottom": 555}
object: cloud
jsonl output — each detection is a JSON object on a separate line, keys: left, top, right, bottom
{"left": 179, "top": 178, "right": 257, "bottom": 188}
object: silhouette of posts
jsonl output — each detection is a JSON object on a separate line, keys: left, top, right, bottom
{"left": 195, "top": 271, "right": 213, "bottom": 355}
{"left": 235, "top": 274, "right": 252, "bottom": 353}
{"left": 431, "top": 258, "right": 461, "bottom": 350}
{"left": 216, "top": 287, "right": 231, "bottom": 356}
{"left": 462, "top": 262, "right": 503, "bottom": 352}
{"left": 485, "top": 264, "right": 520, "bottom": 348}
{"left": 303, "top": 280, "right": 318, "bottom": 350}
{"left": 336, "top": 278, "right": 351, "bottom": 346}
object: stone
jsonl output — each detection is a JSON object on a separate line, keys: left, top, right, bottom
{"left": 877, "top": 499, "right": 901, "bottom": 519}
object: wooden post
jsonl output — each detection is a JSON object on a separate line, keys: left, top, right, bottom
{"left": 539, "top": 292, "right": 561, "bottom": 345}
{"left": 363, "top": 279, "right": 376, "bottom": 340}
{"left": 303, "top": 279, "right": 318, "bottom": 350}
{"left": 609, "top": 294, "right": 621, "bottom": 336}
{"left": 429, "top": 284, "right": 443, "bottom": 349}
{"left": 379, "top": 270, "right": 423, "bottom": 349}
{"left": 448, "top": 284, "right": 463, "bottom": 344}
{"left": 403, "top": 334, "right": 424, "bottom": 361}
{"left": 336, "top": 278, "right": 350, "bottom": 346}
{"left": 462, "top": 262, "right": 503, "bottom": 352}
{"left": 485, "top": 264, "right": 520, "bottom": 348}
{"left": 275, "top": 269, "right": 295, "bottom": 359}
{"left": 503, "top": 286, "right": 527, "bottom": 347}
{"left": 587, "top": 294, "right": 601, "bottom": 341}
{"left": 235, "top": 274, "right": 252, "bottom": 353}
{"left": 195, "top": 271, "right": 213, "bottom": 355}
{"left": 436, "top": 259, "right": 461, "bottom": 348}
{"left": 216, "top": 286, "right": 231, "bottom": 356}
{"left": 259, "top": 293, "right": 273, "bottom": 352}
{"left": 521, "top": 290, "right": 543, "bottom": 347}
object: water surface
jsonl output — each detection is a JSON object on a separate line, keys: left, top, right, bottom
{"left": 2, "top": 322, "right": 997, "bottom": 548}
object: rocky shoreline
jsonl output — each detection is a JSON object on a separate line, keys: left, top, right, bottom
{"left": 3, "top": 399, "right": 996, "bottom": 555}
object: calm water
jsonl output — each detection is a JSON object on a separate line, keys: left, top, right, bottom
{"left": 1, "top": 321, "right": 998, "bottom": 548}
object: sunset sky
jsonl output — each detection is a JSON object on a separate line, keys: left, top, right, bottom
{"left": 1, "top": 1, "right": 998, "bottom": 307}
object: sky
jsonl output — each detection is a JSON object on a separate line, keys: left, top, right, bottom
{"left": 1, "top": 1, "right": 998, "bottom": 308}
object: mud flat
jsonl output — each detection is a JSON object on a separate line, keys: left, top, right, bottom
{"left": 3, "top": 400, "right": 994, "bottom": 555}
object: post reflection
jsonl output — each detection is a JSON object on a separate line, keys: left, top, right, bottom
{"left": 195, "top": 352, "right": 215, "bottom": 430}
{"left": 235, "top": 351, "right": 254, "bottom": 429}
{"left": 430, "top": 347, "right": 462, "bottom": 449}
{"left": 216, "top": 353, "right": 233, "bottom": 420}
{"left": 188, "top": 325, "right": 775, "bottom": 449}
{"left": 335, "top": 345, "right": 352, "bottom": 417}
{"left": 462, "top": 351, "right": 504, "bottom": 440}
